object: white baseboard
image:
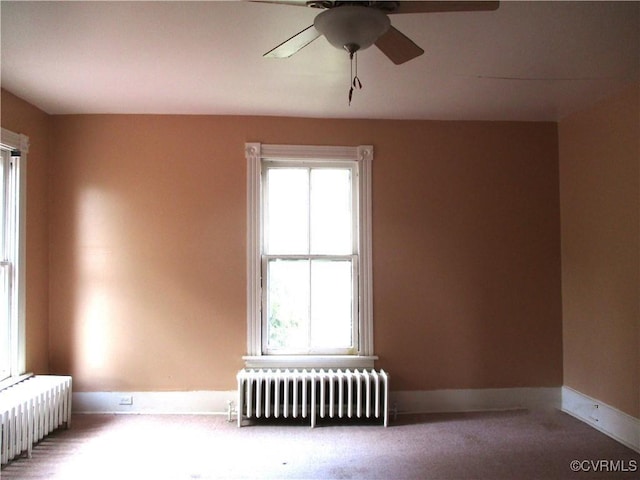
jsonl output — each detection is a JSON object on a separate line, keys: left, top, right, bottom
{"left": 391, "top": 387, "right": 561, "bottom": 414}
{"left": 561, "top": 386, "right": 640, "bottom": 453}
{"left": 73, "top": 391, "right": 237, "bottom": 415}
{"left": 74, "top": 387, "right": 560, "bottom": 416}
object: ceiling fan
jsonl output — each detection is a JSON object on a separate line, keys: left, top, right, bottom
{"left": 262, "top": 1, "right": 500, "bottom": 65}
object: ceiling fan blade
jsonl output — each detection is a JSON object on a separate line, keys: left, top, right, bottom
{"left": 252, "top": 0, "right": 312, "bottom": 7}
{"left": 388, "top": 1, "right": 500, "bottom": 14}
{"left": 375, "top": 26, "right": 424, "bottom": 65}
{"left": 264, "top": 25, "right": 321, "bottom": 58}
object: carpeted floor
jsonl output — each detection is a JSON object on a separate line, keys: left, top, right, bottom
{"left": 1, "top": 409, "right": 638, "bottom": 479}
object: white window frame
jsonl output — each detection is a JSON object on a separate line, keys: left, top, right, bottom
{"left": 244, "top": 143, "right": 376, "bottom": 369}
{"left": 0, "top": 128, "right": 28, "bottom": 386}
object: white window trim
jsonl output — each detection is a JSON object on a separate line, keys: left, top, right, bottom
{"left": 0, "top": 127, "right": 28, "bottom": 383}
{"left": 244, "top": 143, "right": 376, "bottom": 369}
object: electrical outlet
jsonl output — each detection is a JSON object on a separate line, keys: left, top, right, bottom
{"left": 589, "top": 404, "right": 599, "bottom": 422}
{"left": 119, "top": 395, "right": 133, "bottom": 406}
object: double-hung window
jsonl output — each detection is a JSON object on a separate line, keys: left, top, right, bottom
{"left": 245, "top": 144, "right": 375, "bottom": 369}
{"left": 0, "top": 128, "right": 27, "bottom": 385}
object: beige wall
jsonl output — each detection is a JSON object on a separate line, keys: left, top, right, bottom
{"left": 374, "top": 122, "right": 562, "bottom": 390}
{"left": 47, "top": 115, "right": 562, "bottom": 392}
{"left": 559, "top": 83, "right": 640, "bottom": 418}
{"left": 1, "top": 89, "right": 51, "bottom": 374}
{"left": 5, "top": 81, "right": 637, "bottom": 419}
{"left": 2, "top": 87, "right": 564, "bottom": 393}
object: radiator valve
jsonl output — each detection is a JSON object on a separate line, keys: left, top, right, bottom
{"left": 227, "top": 400, "right": 236, "bottom": 422}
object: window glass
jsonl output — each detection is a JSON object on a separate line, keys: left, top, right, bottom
{"left": 265, "top": 169, "right": 309, "bottom": 255}
{"left": 310, "top": 259, "right": 353, "bottom": 349}
{"left": 266, "top": 258, "right": 310, "bottom": 350}
{"left": 0, "top": 150, "right": 13, "bottom": 380}
{"left": 310, "top": 169, "right": 352, "bottom": 255}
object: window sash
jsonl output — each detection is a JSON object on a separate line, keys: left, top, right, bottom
{"left": 261, "top": 161, "right": 358, "bottom": 355}
{"left": 261, "top": 255, "right": 359, "bottom": 355}
{"left": 262, "top": 164, "right": 358, "bottom": 256}
{"left": 0, "top": 150, "right": 11, "bottom": 380}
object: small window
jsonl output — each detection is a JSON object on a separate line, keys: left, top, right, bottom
{"left": 245, "top": 144, "right": 375, "bottom": 369}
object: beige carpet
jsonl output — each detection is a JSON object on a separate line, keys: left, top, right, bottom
{"left": 2, "top": 409, "right": 638, "bottom": 479}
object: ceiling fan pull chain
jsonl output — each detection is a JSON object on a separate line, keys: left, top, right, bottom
{"left": 348, "top": 51, "right": 363, "bottom": 106}
{"left": 353, "top": 52, "right": 363, "bottom": 89}
{"left": 349, "top": 51, "right": 354, "bottom": 105}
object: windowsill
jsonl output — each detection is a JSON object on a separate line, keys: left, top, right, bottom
{"left": 242, "top": 355, "right": 378, "bottom": 370}
{"left": 0, "top": 373, "right": 33, "bottom": 392}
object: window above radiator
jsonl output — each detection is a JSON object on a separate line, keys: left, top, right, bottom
{"left": 245, "top": 143, "right": 375, "bottom": 369}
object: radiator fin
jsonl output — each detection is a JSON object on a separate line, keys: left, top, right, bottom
{"left": 237, "top": 369, "right": 389, "bottom": 427}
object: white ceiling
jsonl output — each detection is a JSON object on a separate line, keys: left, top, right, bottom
{"left": 1, "top": 1, "right": 638, "bottom": 121}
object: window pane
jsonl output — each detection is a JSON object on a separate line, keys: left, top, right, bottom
{"left": 0, "top": 265, "right": 9, "bottom": 380}
{"left": 310, "top": 169, "right": 353, "bottom": 255}
{"left": 0, "top": 152, "right": 9, "bottom": 380}
{"left": 267, "top": 259, "right": 310, "bottom": 351}
{"left": 266, "top": 169, "right": 309, "bottom": 255}
{"left": 0, "top": 154, "right": 5, "bottom": 259}
{"left": 311, "top": 260, "right": 353, "bottom": 349}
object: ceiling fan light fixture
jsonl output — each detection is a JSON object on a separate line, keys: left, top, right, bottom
{"left": 314, "top": 5, "right": 390, "bottom": 53}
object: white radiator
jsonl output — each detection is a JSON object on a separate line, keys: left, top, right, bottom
{"left": 237, "top": 369, "right": 389, "bottom": 427}
{"left": 0, "top": 375, "right": 72, "bottom": 466}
